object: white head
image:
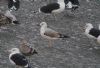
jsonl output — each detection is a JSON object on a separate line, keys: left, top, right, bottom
{"left": 40, "top": 22, "right": 47, "bottom": 27}
{"left": 85, "top": 23, "right": 93, "bottom": 30}
{"left": 9, "top": 48, "right": 20, "bottom": 53}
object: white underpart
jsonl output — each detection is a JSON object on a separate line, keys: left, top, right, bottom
{"left": 52, "top": 0, "right": 65, "bottom": 13}
{"left": 40, "top": 22, "right": 58, "bottom": 40}
{"left": 66, "top": 1, "right": 72, "bottom": 8}
{"left": 40, "top": 23, "right": 48, "bottom": 39}
{"left": 4, "top": 10, "right": 17, "bottom": 21}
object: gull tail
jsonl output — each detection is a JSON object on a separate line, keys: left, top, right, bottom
{"left": 13, "top": 20, "right": 19, "bottom": 24}
{"left": 59, "top": 34, "right": 70, "bottom": 38}
{"left": 32, "top": 49, "right": 38, "bottom": 54}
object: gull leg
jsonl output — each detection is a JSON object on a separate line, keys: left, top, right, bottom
{"left": 28, "top": 56, "right": 31, "bottom": 63}
{"left": 48, "top": 40, "right": 52, "bottom": 47}
{"left": 53, "top": 14, "right": 57, "bottom": 21}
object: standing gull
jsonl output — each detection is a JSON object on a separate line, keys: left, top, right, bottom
{"left": 40, "top": 22, "right": 70, "bottom": 47}
{"left": 19, "top": 39, "right": 38, "bottom": 62}
{"left": 19, "top": 39, "right": 38, "bottom": 56}
{"left": 8, "top": 0, "right": 20, "bottom": 11}
{"left": 84, "top": 23, "right": 100, "bottom": 44}
{"left": 39, "top": 0, "right": 65, "bottom": 20}
{"left": 8, "top": 48, "right": 31, "bottom": 68}
{"left": 64, "top": 0, "right": 80, "bottom": 11}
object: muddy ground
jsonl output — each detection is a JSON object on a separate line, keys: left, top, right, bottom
{"left": 0, "top": 0, "right": 100, "bottom": 68}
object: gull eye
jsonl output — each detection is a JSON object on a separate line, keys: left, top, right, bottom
{"left": 13, "top": 50, "right": 15, "bottom": 51}
{"left": 42, "top": 23, "right": 43, "bottom": 25}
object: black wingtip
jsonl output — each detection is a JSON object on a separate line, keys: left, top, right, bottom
{"left": 13, "top": 21, "right": 20, "bottom": 24}
{"left": 64, "top": 35, "right": 70, "bottom": 38}
{"left": 71, "top": 6, "right": 79, "bottom": 12}
{"left": 33, "top": 49, "right": 38, "bottom": 54}
{"left": 59, "top": 34, "right": 70, "bottom": 38}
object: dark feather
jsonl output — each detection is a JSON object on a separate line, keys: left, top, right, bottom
{"left": 40, "top": 3, "right": 60, "bottom": 13}
{"left": 89, "top": 28, "right": 100, "bottom": 38}
{"left": 64, "top": 0, "right": 69, "bottom": 4}
{"left": 69, "top": 0, "right": 79, "bottom": 5}
{"left": 10, "top": 53, "right": 28, "bottom": 66}
{"left": 8, "top": 0, "right": 20, "bottom": 11}
{"left": 59, "top": 34, "right": 70, "bottom": 38}
{"left": 13, "top": 20, "right": 19, "bottom": 24}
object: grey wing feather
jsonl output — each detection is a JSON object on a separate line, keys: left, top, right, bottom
{"left": 44, "top": 28, "right": 60, "bottom": 38}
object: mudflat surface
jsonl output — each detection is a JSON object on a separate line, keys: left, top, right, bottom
{"left": 0, "top": 0, "right": 100, "bottom": 68}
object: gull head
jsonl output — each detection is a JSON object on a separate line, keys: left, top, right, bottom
{"left": 40, "top": 22, "right": 47, "bottom": 27}
{"left": 85, "top": 23, "right": 93, "bottom": 30}
{"left": 8, "top": 48, "right": 20, "bottom": 53}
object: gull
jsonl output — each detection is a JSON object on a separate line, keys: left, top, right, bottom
{"left": 40, "top": 22, "right": 70, "bottom": 47}
{"left": 39, "top": 0, "right": 65, "bottom": 20}
{"left": 19, "top": 39, "right": 38, "bottom": 62}
{"left": 64, "top": 0, "right": 80, "bottom": 11}
{"left": 8, "top": 0, "right": 20, "bottom": 11}
{"left": 8, "top": 48, "right": 31, "bottom": 68}
{"left": 19, "top": 39, "right": 38, "bottom": 56}
{"left": 0, "top": 10, "right": 19, "bottom": 26}
{"left": 84, "top": 23, "right": 100, "bottom": 44}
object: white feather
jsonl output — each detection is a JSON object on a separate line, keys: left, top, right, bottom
{"left": 13, "top": 0, "right": 16, "bottom": 2}
{"left": 66, "top": 1, "right": 72, "bottom": 8}
{"left": 99, "top": 24, "right": 100, "bottom": 30}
